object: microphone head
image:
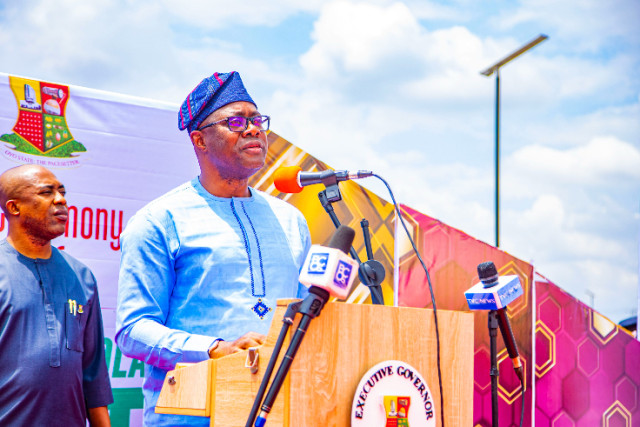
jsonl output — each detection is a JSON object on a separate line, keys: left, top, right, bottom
{"left": 328, "top": 225, "right": 356, "bottom": 255}
{"left": 273, "top": 166, "right": 303, "bottom": 193}
{"left": 299, "top": 225, "right": 358, "bottom": 300}
{"left": 299, "top": 243, "right": 359, "bottom": 300}
{"left": 477, "top": 261, "right": 499, "bottom": 288}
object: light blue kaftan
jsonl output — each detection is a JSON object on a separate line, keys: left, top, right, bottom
{"left": 116, "top": 178, "right": 311, "bottom": 426}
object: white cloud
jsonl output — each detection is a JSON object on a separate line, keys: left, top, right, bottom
{"left": 508, "top": 136, "right": 640, "bottom": 190}
{"left": 496, "top": 135, "right": 640, "bottom": 321}
{"left": 492, "top": 0, "right": 640, "bottom": 53}
{"left": 508, "top": 194, "right": 628, "bottom": 259}
{"left": 300, "top": 1, "right": 424, "bottom": 81}
{"left": 0, "top": 0, "right": 314, "bottom": 104}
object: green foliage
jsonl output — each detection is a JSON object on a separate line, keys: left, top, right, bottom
{"left": 0, "top": 133, "right": 87, "bottom": 158}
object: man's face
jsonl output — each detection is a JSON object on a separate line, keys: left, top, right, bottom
{"left": 14, "top": 168, "right": 68, "bottom": 241}
{"left": 195, "top": 101, "right": 268, "bottom": 180}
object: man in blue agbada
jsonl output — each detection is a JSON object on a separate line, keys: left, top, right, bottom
{"left": 0, "top": 165, "right": 113, "bottom": 426}
{"left": 116, "top": 71, "right": 311, "bottom": 426}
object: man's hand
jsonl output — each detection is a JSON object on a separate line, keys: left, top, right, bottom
{"left": 209, "top": 332, "right": 266, "bottom": 359}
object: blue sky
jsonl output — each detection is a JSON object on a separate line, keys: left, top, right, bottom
{"left": 1, "top": 0, "right": 639, "bottom": 322}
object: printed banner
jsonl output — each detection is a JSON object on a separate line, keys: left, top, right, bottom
{"left": 1, "top": 73, "right": 200, "bottom": 426}
{"left": 535, "top": 273, "right": 639, "bottom": 425}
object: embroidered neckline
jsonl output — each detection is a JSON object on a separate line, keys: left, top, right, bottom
{"left": 229, "top": 199, "right": 266, "bottom": 297}
{"left": 230, "top": 199, "right": 272, "bottom": 320}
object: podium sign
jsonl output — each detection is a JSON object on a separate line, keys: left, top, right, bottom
{"left": 351, "top": 360, "right": 437, "bottom": 426}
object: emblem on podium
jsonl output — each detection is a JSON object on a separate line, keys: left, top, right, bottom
{"left": 351, "top": 360, "right": 435, "bottom": 426}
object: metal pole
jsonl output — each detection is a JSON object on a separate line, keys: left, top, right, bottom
{"left": 481, "top": 34, "right": 548, "bottom": 249}
{"left": 495, "top": 70, "right": 500, "bottom": 248}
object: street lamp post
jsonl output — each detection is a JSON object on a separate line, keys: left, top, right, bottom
{"left": 481, "top": 34, "right": 548, "bottom": 247}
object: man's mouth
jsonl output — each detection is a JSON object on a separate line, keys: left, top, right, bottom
{"left": 54, "top": 210, "right": 68, "bottom": 221}
{"left": 242, "top": 141, "right": 264, "bottom": 153}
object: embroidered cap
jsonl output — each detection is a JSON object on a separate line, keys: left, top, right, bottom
{"left": 178, "top": 71, "right": 256, "bottom": 133}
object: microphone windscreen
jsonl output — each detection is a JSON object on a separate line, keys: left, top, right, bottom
{"left": 477, "top": 261, "right": 499, "bottom": 286}
{"left": 328, "top": 225, "right": 356, "bottom": 255}
{"left": 273, "top": 166, "right": 303, "bottom": 193}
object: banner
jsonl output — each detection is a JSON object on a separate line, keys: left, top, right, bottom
{"left": 0, "top": 73, "right": 203, "bottom": 425}
{"left": 535, "top": 273, "right": 639, "bottom": 425}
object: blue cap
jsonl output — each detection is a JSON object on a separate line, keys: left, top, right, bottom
{"left": 178, "top": 71, "right": 256, "bottom": 133}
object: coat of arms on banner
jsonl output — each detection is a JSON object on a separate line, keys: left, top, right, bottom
{"left": 1, "top": 76, "right": 86, "bottom": 162}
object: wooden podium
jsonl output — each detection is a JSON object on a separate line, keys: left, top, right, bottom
{"left": 156, "top": 299, "right": 473, "bottom": 426}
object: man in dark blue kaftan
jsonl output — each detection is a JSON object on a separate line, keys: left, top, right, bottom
{"left": 0, "top": 165, "right": 113, "bottom": 426}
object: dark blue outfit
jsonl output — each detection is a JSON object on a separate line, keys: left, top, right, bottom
{"left": 0, "top": 240, "right": 113, "bottom": 426}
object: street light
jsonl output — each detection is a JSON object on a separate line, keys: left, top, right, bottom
{"left": 481, "top": 34, "right": 548, "bottom": 247}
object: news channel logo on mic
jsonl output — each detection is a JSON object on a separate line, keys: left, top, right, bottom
{"left": 464, "top": 275, "right": 523, "bottom": 311}
{"left": 299, "top": 245, "right": 359, "bottom": 300}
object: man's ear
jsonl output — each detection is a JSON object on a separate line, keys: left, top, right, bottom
{"left": 190, "top": 131, "right": 207, "bottom": 152}
{"left": 5, "top": 200, "right": 19, "bottom": 216}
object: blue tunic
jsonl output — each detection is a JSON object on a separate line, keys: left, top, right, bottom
{"left": 116, "top": 178, "right": 311, "bottom": 426}
{"left": 0, "top": 240, "right": 113, "bottom": 426}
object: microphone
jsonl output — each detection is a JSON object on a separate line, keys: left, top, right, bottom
{"left": 273, "top": 166, "right": 373, "bottom": 193}
{"left": 255, "top": 226, "right": 356, "bottom": 427}
{"left": 466, "top": 262, "right": 524, "bottom": 384}
{"left": 496, "top": 306, "right": 524, "bottom": 383}
{"left": 298, "top": 225, "right": 359, "bottom": 299}
{"left": 464, "top": 261, "right": 523, "bottom": 310}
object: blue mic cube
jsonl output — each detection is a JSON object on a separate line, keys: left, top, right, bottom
{"left": 464, "top": 275, "right": 523, "bottom": 310}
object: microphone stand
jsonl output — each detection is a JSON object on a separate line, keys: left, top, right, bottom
{"left": 245, "top": 301, "right": 301, "bottom": 427}
{"left": 254, "top": 287, "right": 330, "bottom": 426}
{"left": 488, "top": 310, "right": 500, "bottom": 427}
{"left": 359, "top": 219, "right": 386, "bottom": 304}
{"left": 317, "top": 187, "right": 385, "bottom": 305}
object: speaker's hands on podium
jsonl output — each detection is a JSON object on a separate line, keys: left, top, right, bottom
{"left": 209, "top": 331, "right": 266, "bottom": 359}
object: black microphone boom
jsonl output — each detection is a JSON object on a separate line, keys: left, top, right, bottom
{"left": 255, "top": 287, "right": 330, "bottom": 427}
{"left": 496, "top": 307, "right": 524, "bottom": 383}
{"left": 254, "top": 226, "right": 356, "bottom": 427}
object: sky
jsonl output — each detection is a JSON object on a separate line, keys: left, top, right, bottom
{"left": 1, "top": 0, "right": 639, "bottom": 323}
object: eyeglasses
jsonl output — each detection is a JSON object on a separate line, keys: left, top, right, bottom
{"left": 197, "top": 115, "right": 270, "bottom": 132}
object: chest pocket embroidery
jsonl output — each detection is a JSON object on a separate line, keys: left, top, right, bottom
{"left": 65, "top": 299, "right": 88, "bottom": 352}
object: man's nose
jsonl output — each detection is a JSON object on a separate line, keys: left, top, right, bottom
{"left": 54, "top": 191, "right": 66, "bottom": 205}
{"left": 243, "top": 122, "right": 262, "bottom": 137}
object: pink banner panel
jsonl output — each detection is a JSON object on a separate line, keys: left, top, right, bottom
{"left": 535, "top": 274, "right": 639, "bottom": 426}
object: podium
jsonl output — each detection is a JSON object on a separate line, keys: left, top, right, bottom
{"left": 156, "top": 299, "right": 473, "bottom": 426}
